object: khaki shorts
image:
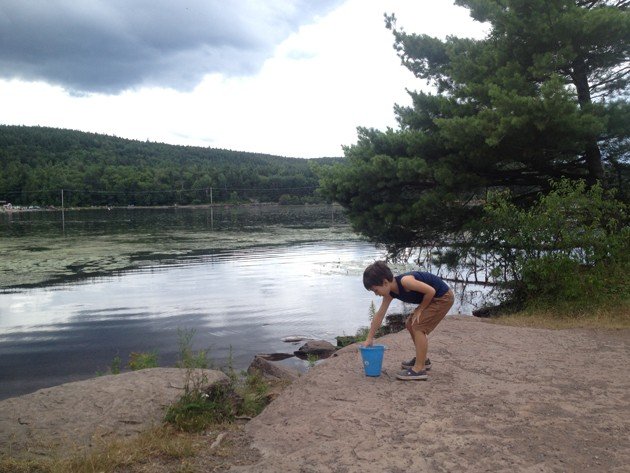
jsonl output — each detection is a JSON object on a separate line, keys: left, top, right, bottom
{"left": 405, "top": 289, "right": 454, "bottom": 335}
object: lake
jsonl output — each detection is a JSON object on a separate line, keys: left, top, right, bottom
{"left": 0, "top": 205, "right": 482, "bottom": 400}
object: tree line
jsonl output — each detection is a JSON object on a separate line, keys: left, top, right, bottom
{"left": 0, "top": 125, "right": 340, "bottom": 207}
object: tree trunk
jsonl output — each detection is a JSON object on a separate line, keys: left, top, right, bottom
{"left": 571, "top": 61, "right": 604, "bottom": 184}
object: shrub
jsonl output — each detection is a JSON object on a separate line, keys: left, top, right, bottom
{"left": 480, "top": 179, "right": 629, "bottom": 313}
{"left": 164, "top": 375, "right": 239, "bottom": 432}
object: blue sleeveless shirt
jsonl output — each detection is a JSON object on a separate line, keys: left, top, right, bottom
{"left": 389, "top": 271, "right": 450, "bottom": 304}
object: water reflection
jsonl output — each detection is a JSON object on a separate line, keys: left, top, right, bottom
{"left": 0, "top": 241, "right": 387, "bottom": 399}
{"left": 0, "top": 206, "right": 492, "bottom": 400}
{"left": 0, "top": 205, "right": 343, "bottom": 238}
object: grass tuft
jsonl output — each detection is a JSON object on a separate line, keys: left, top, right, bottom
{"left": 0, "top": 426, "right": 199, "bottom": 473}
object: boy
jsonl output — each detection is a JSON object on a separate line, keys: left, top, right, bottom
{"left": 362, "top": 261, "right": 454, "bottom": 381}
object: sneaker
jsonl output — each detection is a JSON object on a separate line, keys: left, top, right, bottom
{"left": 401, "top": 357, "right": 432, "bottom": 371}
{"left": 396, "top": 368, "right": 428, "bottom": 381}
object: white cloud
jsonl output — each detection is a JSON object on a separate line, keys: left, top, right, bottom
{"left": 0, "top": 0, "right": 487, "bottom": 158}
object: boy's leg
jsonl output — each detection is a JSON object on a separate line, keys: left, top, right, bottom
{"left": 405, "top": 316, "right": 416, "bottom": 343}
{"left": 411, "top": 331, "right": 428, "bottom": 373}
{"left": 410, "top": 290, "right": 455, "bottom": 372}
{"left": 403, "top": 315, "right": 433, "bottom": 369}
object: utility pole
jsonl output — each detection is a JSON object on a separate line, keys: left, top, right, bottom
{"left": 61, "top": 188, "right": 65, "bottom": 233}
{"left": 210, "top": 187, "right": 214, "bottom": 230}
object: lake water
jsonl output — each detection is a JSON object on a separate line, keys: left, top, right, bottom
{"left": 0, "top": 206, "right": 481, "bottom": 400}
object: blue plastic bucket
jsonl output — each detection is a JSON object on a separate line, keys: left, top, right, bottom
{"left": 359, "top": 345, "right": 385, "bottom": 377}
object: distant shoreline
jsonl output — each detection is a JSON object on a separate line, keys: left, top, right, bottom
{"left": 1, "top": 202, "right": 343, "bottom": 214}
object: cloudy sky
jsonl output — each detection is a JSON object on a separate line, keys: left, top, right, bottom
{"left": 0, "top": 0, "right": 487, "bottom": 158}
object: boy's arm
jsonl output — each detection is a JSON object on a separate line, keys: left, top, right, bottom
{"left": 364, "top": 296, "right": 392, "bottom": 346}
{"left": 400, "top": 276, "right": 436, "bottom": 325}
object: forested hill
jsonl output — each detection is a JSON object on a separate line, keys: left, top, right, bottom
{"left": 0, "top": 125, "right": 341, "bottom": 207}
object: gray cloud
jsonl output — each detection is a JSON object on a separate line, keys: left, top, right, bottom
{"left": 0, "top": 0, "right": 343, "bottom": 94}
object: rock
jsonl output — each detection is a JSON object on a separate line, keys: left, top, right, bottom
{"left": 0, "top": 368, "right": 228, "bottom": 456}
{"left": 256, "top": 353, "right": 295, "bottom": 361}
{"left": 281, "top": 335, "right": 311, "bottom": 343}
{"left": 473, "top": 301, "right": 521, "bottom": 318}
{"left": 473, "top": 306, "right": 496, "bottom": 318}
{"left": 384, "top": 313, "right": 406, "bottom": 332}
{"left": 248, "top": 355, "right": 299, "bottom": 382}
{"left": 294, "top": 340, "right": 336, "bottom": 359}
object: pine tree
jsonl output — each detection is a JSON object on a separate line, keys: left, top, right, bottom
{"left": 320, "top": 0, "right": 629, "bottom": 252}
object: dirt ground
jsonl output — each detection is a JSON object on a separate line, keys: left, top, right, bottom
{"left": 229, "top": 316, "right": 630, "bottom": 473}
{"left": 1, "top": 316, "right": 628, "bottom": 472}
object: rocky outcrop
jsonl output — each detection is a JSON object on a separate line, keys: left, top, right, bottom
{"left": 0, "top": 368, "right": 227, "bottom": 456}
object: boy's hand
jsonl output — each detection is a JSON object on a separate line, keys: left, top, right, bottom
{"left": 412, "top": 310, "right": 423, "bottom": 325}
{"left": 363, "top": 337, "right": 374, "bottom": 347}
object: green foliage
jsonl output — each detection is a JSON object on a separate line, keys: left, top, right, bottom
{"left": 477, "top": 178, "right": 629, "bottom": 312}
{"left": 353, "top": 301, "right": 380, "bottom": 343}
{"left": 353, "top": 326, "right": 370, "bottom": 343}
{"left": 127, "top": 351, "right": 159, "bottom": 371}
{"left": 368, "top": 301, "right": 376, "bottom": 321}
{"left": 166, "top": 329, "right": 270, "bottom": 431}
{"left": 0, "top": 126, "right": 339, "bottom": 207}
{"left": 110, "top": 355, "right": 122, "bottom": 375}
{"left": 176, "top": 328, "right": 210, "bottom": 369}
{"left": 306, "top": 354, "right": 318, "bottom": 367}
{"left": 238, "top": 371, "right": 270, "bottom": 418}
{"left": 164, "top": 370, "right": 269, "bottom": 432}
{"left": 164, "top": 373, "right": 235, "bottom": 432}
{"left": 319, "top": 1, "right": 630, "bottom": 254}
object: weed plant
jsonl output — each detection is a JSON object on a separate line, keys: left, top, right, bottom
{"left": 165, "top": 332, "right": 270, "bottom": 432}
{"left": 176, "top": 328, "right": 210, "bottom": 369}
{"left": 127, "top": 351, "right": 159, "bottom": 370}
{"left": 110, "top": 355, "right": 121, "bottom": 374}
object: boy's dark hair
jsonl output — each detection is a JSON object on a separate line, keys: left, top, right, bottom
{"left": 363, "top": 261, "right": 393, "bottom": 290}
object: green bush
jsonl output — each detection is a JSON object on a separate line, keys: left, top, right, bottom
{"left": 164, "top": 376, "right": 238, "bottom": 432}
{"left": 481, "top": 179, "right": 629, "bottom": 313}
{"left": 164, "top": 370, "right": 269, "bottom": 432}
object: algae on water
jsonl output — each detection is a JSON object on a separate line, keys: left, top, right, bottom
{"left": 0, "top": 218, "right": 359, "bottom": 289}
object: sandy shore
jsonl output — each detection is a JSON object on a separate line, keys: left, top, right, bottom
{"left": 1, "top": 316, "right": 628, "bottom": 472}
{"left": 230, "top": 316, "right": 630, "bottom": 472}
